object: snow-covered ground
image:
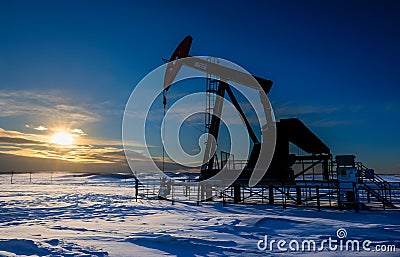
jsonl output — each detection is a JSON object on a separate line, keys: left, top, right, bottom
{"left": 0, "top": 173, "right": 399, "bottom": 256}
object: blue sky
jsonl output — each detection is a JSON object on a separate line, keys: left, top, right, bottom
{"left": 0, "top": 0, "right": 399, "bottom": 173}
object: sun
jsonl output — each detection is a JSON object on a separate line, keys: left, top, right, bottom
{"left": 51, "top": 132, "right": 74, "bottom": 146}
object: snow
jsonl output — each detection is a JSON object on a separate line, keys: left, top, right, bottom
{"left": 0, "top": 173, "right": 399, "bottom": 256}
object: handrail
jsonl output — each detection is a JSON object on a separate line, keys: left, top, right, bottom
{"left": 355, "top": 161, "right": 394, "bottom": 207}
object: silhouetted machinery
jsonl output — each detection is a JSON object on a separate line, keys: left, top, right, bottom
{"left": 266, "top": 118, "right": 331, "bottom": 180}
{"left": 163, "top": 36, "right": 331, "bottom": 184}
{"left": 154, "top": 36, "right": 398, "bottom": 209}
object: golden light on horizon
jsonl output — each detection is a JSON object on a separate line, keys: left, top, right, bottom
{"left": 51, "top": 132, "right": 74, "bottom": 146}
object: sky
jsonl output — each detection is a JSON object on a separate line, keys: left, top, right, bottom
{"left": 0, "top": 0, "right": 399, "bottom": 174}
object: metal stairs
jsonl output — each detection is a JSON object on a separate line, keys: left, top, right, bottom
{"left": 357, "top": 163, "right": 396, "bottom": 208}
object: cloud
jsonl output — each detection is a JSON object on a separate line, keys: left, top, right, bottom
{"left": 70, "top": 128, "right": 87, "bottom": 137}
{"left": 0, "top": 152, "right": 131, "bottom": 174}
{"left": 34, "top": 126, "right": 48, "bottom": 131}
{"left": 0, "top": 90, "right": 100, "bottom": 123}
{"left": 71, "top": 128, "right": 85, "bottom": 134}
{"left": 0, "top": 127, "right": 114, "bottom": 162}
{"left": 0, "top": 126, "right": 155, "bottom": 172}
{"left": 0, "top": 89, "right": 155, "bottom": 172}
{"left": 0, "top": 128, "right": 48, "bottom": 144}
{"left": 0, "top": 136, "right": 42, "bottom": 145}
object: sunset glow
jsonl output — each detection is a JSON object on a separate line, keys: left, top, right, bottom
{"left": 51, "top": 132, "right": 74, "bottom": 146}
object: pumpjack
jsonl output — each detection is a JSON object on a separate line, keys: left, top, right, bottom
{"left": 157, "top": 36, "right": 397, "bottom": 209}
{"left": 163, "top": 36, "right": 330, "bottom": 184}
